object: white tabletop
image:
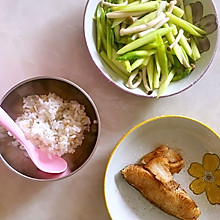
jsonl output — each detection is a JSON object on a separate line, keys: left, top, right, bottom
{"left": 0, "top": 1, "right": 219, "bottom": 220}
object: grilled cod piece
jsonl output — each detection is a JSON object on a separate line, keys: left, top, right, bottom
{"left": 121, "top": 146, "right": 201, "bottom": 220}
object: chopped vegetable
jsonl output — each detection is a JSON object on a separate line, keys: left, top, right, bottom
{"left": 111, "top": 1, "right": 159, "bottom": 12}
{"left": 117, "top": 27, "right": 173, "bottom": 54}
{"left": 127, "top": 69, "right": 142, "bottom": 89}
{"left": 94, "top": 0, "right": 210, "bottom": 97}
{"left": 117, "top": 50, "right": 156, "bottom": 60}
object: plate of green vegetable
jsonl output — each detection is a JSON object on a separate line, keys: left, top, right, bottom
{"left": 84, "top": 0, "right": 218, "bottom": 98}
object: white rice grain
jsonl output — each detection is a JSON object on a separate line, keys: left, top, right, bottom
{"left": 15, "top": 93, "right": 91, "bottom": 157}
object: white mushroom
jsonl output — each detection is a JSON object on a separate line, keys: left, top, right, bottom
{"left": 179, "top": 49, "right": 191, "bottom": 68}
{"left": 142, "top": 66, "right": 152, "bottom": 94}
{"left": 167, "top": 0, "right": 177, "bottom": 13}
{"left": 154, "top": 17, "right": 170, "bottom": 29}
{"left": 127, "top": 69, "right": 142, "bottom": 89}
{"left": 157, "top": 1, "right": 167, "bottom": 16}
{"left": 167, "top": 29, "right": 184, "bottom": 51}
{"left": 120, "top": 12, "right": 166, "bottom": 36}
{"left": 138, "top": 28, "right": 155, "bottom": 38}
{"left": 138, "top": 17, "right": 170, "bottom": 37}
{"left": 120, "top": 24, "right": 148, "bottom": 36}
{"left": 131, "top": 33, "right": 138, "bottom": 40}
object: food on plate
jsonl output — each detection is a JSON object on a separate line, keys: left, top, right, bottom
{"left": 13, "top": 93, "right": 91, "bottom": 157}
{"left": 188, "top": 153, "right": 220, "bottom": 205}
{"left": 121, "top": 145, "right": 201, "bottom": 220}
{"left": 141, "top": 145, "right": 184, "bottom": 174}
{"left": 94, "top": 0, "right": 214, "bottom": 97}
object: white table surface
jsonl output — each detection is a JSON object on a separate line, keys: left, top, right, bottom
{"left": 0, "top": 1, "right": 219, "bottom": 220}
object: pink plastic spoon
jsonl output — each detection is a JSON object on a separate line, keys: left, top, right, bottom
{"left": 0, "top": 107, "right": 67, "bottom": 173}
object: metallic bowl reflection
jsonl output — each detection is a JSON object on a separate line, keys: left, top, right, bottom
{"left": 0, "top": 76, "right": 100, "bottom": 181}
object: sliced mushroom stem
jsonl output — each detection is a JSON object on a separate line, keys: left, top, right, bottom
{"left": 167, "top": 29, "right": 184, "bottom": 51}
{"left": 127, "top": 69, "right": 142, "bottom": 89}
{"left": 128, "top": 10, "right": 157, "bottom": 28}
{"left": 157, "top": 1, "right": 167, "bottom": 16}
{"left": 167, "top": 0, "right": 177, "bottom": 13}
{"left": 131, "top": 33, "right": 138, "bottom": 40}
{"left": 120, "top": 24, "right": 148, "bottom": 36}
{"left": 125, "top": 16, "right": 137, "bottom": 25}
{"left": 138, "top": 28, "right": 155, "bottom": 37}
{"left": 142, "top": 66, "right": 152, "bottom": 93}
{"left": 139, "top": 17, "right": 170, "bottom": 37}
{"left": 179, "top": 48, "right": 191, "bottom": 68}
{"left": 191, "top": 63, "right": 195, "bottom": 69}
{"left": 121, "top": 21, "right": 127, "bottom": 29}
{"left": 146, "top": 12, "right": 166, "bottom": 29}
{"left": 141, "top": 0, "right": 150, "bottom": 3}
{"left": 179, "top": 34, "right": 193, "bottom": 57}
{"left": 120, "top": 12, "right": 166, "bottom": 36}
{"left": 154, "top": 17, "right": 170, "bottom": 29}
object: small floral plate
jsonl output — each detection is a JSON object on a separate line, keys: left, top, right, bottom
{"left": 104, "top": 115, "right": 220, "bottom": 220}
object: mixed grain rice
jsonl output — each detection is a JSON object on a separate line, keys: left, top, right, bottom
{"left": 15, "top": 93, "right": 91, "bottom": 156}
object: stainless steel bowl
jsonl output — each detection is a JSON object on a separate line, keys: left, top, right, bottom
{"left": 0, "top": 76, "right": 100, "bottom": 181}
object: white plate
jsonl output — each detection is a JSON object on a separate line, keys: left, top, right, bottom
{"left": 84, "top": 0, "right": 218, "bottom": 98}
{"left": 104, "top": 115, "right": 220, "bottom": 220}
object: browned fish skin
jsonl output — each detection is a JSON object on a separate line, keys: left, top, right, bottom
{"left": 121, "top": 146, "right": 201, "bottom": 220}
{"left": 141, "top": 145, "right": 184, "bottom": 174}
{"left": 121, "top": 165, "right": 201, "bottom": 220}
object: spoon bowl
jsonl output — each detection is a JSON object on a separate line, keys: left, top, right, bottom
{"left": 0, "top": 107, "right": 67, "bottom": 173}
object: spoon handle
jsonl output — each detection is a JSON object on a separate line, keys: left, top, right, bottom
{"left": 0, "top": 107, "right": 34, "bottom": 155}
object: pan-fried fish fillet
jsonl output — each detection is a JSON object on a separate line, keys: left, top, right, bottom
{"left": 121, "top": 146, "right": 201, "bottom": 220}
{"left": 121, "top": 165, "right": 200, "bottom": 220}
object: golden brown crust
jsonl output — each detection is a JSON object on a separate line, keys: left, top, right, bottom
{"left": 141, "top": 145, "right": 184, "bottom": 174}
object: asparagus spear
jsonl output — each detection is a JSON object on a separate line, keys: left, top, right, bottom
{"left": 165, "top": 12, "right": 203, "bottom": 37}
{"left": 157, "top": 34, "right": 169, "bottom": 78}
{"left": 131, "top": 58, "right": 145, "bottom": 71}
{"left": 96, "top": 4, "right": 103, "bottom": 52}
{"left": 117, "top": 50, "right": 156, "bottom": 60}
{"left": 100, "top": 51, "right": 129, "bottom": 80}
{"left": 146, "top": 56, "right": 154, "bottom": 90}
{"left": 154, "top": 53, "right": 161, "bottom": 89}
{"left": 117, "top": 27, "right": 173, "bottom": 54}
{"left": 157, "top": 69, "right": 175, "bottom": 98}
{"left": 106, "top": 19, "right": 113, "bottom": 59}
{"left": 111, "top": 1, "right": 159, "bottom": 12}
